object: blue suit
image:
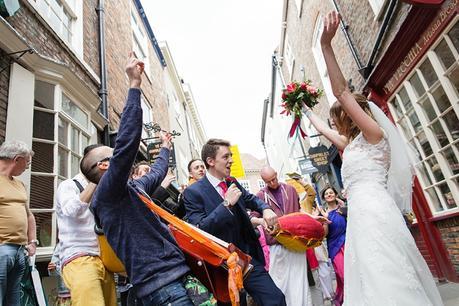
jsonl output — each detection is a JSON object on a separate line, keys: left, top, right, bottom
{"left": 183, "top": 176, "right": 286, "bottom": 306}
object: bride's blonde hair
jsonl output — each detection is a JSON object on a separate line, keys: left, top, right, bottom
{"left": 329, "top": 93, "right": 374, "bottom": 140}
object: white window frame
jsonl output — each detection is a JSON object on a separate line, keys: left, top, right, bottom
{"left": 284, "top": 36, "right": 295, "bottom": 81}
{"left": 141, "top": 97, "right": 153, "bottom": 139}
{"left": 294, "top": 0, "right": 303, "bottom": 18}
{"left": 311, "top": 16, "right": 335, "bottom": 105}
{"left": 387, "top": 18, "right": 459, "bottom": 217}
{"left": 368, "top": 0, "right": 388, "bottom": 20}
{"left": 28, "top": 0, "right": 83, "bottom": 56}
{"left": 31, "top": 80, "right": 94, "bottom": 251}
{"left": 239, "top": 180, "right": 252, "bottom": 193}
{"left": 131, "top": 8, "right": 151, "bottom": 79}
{"left": 257, "top": 179, "right": 266, "bottom": 190}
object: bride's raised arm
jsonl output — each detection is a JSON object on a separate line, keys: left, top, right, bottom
{"left": 320, "top": 11, "right": 383, "bottom": 144}
{"left": 303, "top": 106, "right": 348, "bottom": 151}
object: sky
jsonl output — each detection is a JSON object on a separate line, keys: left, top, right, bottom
{"left": 142, "top": 1, "right": 283, "bottom": 159}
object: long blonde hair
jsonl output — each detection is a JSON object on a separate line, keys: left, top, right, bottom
{"left": 329, "top": 93, "right": 374, "bottom": 140}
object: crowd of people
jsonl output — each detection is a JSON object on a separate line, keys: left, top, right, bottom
{"left": 0, "top": 11, "right": 444, "bottom": 306}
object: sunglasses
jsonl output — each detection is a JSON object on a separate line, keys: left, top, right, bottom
{"left": 90, "top": 157, "right": 111, "bottom": 170}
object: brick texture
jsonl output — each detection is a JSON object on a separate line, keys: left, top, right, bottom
{"left": 0, "top": 49, "right": 9, "bottom": 143}
{"left": 436, "top": 216, "right": 459, "bottom": 275}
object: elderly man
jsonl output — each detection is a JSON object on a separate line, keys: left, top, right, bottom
{"left": 80, "top": 53, "right": 193, "bottom": 305}
{"left": 255, "top": 166, "right": 312, "bottom": 306}
{"left": 0, "top": 140, "right": 36, "bottom": 306}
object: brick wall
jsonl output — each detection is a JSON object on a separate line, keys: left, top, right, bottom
{"left": 103, "top": 0, "right": 169, "bottom": 132}
{"left": 83, "top": 0, "right": 100, "bottom": 75}
{"left": 7, "top": 4, "right": 99, "bottom": 96}
{"left": 411, "top": 225, "right": 439, "bottom": 277}
{"left": 0, "top": 49, "right": 10, "bottom": 143}
{"left": 436, "top": 216, "right": 459, "bottom": 275}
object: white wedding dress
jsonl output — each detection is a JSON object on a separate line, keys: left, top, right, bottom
{"left": 341, "top": 132, "right": 443, "bottom": 306}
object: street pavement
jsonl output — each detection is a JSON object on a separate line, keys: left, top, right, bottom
{"left": 438, "top": 281, "right": 459, "bottom": 306}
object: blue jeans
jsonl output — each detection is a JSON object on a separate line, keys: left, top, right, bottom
{"left": 139, "top": 279, "right": 194, "bottom": 306}
{"left": 0, "top": 244, "right": 26, "bottom": 306}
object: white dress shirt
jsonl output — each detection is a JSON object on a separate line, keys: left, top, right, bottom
{"left": 206, "top": 172, "right": 226, "bottom": 199}
{"left": 55, "top": 173, "right": 99, "bottom": 264}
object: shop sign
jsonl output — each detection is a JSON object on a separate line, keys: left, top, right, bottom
{"left": 229, "top": 145, "right": 246, "bottom": 178}
{"left": 383, "top": 0, "right": 458, "bottom": 95}
{"left": 298, "top": 158, "right": 318, "bottom": 175}
{"left": 147, "top": 138, "right": 176, "bottom": 167}
{"left": 308, "top": 145, "right": 330, "bottom": 174}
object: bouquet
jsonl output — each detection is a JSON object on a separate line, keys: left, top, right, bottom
{"left": 281, "top": 81, "right": 323, "bottom": 138}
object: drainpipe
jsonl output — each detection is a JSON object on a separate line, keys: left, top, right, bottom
{"left": 96, "top": 0, "right": 110, "bottom": 146}
{"left": 361, "top": 0, "right": 398, "bottom": 78}
{"left": 278, "top": 0, "right": 289, "bottom": 68}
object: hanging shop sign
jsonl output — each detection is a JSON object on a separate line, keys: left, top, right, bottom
{"left": 229, "top": 145, "right": 246, "bottom": 178}
{"left": 308, "top": 145, "right": 329, "bottom": 174}
{"left": 298, "top": 158, "right": 318, "bottom": 175}
{"left": 147, "top": 138, "right": 176, "bottom": 168}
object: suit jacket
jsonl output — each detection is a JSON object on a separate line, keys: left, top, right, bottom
{"left": 183, "top": 176, "right": 270, "bottom": 264}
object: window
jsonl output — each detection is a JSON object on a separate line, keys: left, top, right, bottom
{"left": 31, "top": 80, "right": 94, "bottom": 248}
{"left": 388, "top": 21, "right": 459, "bottom": 214}
{"left": 239, "top": 180, "right": 252, "bottom": 193}
{"left": 258, "top": 179, "right": 266, "bottom": 190}
{"left": 294, "top": 0, "right": 303, "bottom": 17}
{"left": 368, "top": 0, "right": 388, "bottom": 19}
{"left": 284, "top": 37, "right": 295, "bottom": 81}
{"left": 312, "top": 16, "right": 335, "bottom": 105}
{"left": 141, "top": 97, "right": 153, "bottom": 138}
{"left": 131, "top": 9, "right": 151, "bottom": 78}
{"left": 36, "top": 0, "right": 75, "bottom": 43}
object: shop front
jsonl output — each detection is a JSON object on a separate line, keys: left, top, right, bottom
{"left": 367, "top": 0, "right": 459, "bottom": 281}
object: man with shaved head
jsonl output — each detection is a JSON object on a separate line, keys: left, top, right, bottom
{"left": 81, "top": 53, "right": 193, "bottom": 306}
{"left": 255, "top": 166, "right": 313, "bottom": 306}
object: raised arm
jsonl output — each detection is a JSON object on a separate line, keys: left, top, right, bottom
{"left": 304, "top": 107, "right": 348, "bottom": 151}
{"left": 320, "top": 11, "right": 382, "bottom": 144}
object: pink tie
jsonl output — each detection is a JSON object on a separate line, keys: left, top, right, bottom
{"left": 218, "top": 181, "right": 228, "bottom": 197}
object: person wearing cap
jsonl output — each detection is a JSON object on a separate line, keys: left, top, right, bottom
{"left": 285, "top": 172, "right": 317, "bottom": 214}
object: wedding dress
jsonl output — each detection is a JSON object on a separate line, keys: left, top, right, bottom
{"left": 341, "top": 132, "right": 443, "bottom": 306}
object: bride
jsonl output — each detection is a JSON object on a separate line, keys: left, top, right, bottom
{"left": 303, "top": 11, "right": 443, "bottom": 306}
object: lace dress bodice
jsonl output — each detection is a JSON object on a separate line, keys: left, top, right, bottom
{"left": 341, "top": 132, "right": 390, "bottom": 192}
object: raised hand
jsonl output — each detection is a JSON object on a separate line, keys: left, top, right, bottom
{"left": 320, "top": 11, "right": 340, "bottom": 46}
{"left": 160, "top": 173, "right": 176, "bottom": 189}
{"left": 125, "top": 51, "right": 145, "bottom": 89}
{"left": 225, "top": 184, "right": 242, "bottom": 206}
{"left": 160, "top": 131, "right": 173, "bottom": 150}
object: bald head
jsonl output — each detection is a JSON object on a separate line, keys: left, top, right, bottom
{"left": 260, "top": 166, "right": 279, "bottom": 190}
{"left": 80, "top": 146, "right": 114, "bottom": 183}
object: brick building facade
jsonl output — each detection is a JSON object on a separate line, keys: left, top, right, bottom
{"left": 265, "top": 0, "right": 459, "bottom": 281}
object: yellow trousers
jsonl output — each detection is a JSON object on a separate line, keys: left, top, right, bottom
{"left": 62, "top": 256, "right": 116, "bottom": 306}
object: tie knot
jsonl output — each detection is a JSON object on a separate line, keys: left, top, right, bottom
{"left": 218, "top": 181, "right": 228, "bottom": 194}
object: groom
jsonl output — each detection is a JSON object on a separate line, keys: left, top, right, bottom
{"left": 182, "top": 138, "right": 286, "bottom": 306}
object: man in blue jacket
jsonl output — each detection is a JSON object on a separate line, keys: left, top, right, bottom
{"left": 80, "top": 53, "right": 193, "bottom": 306}
{"left": 183, "top": 138, "right": 286, "bottom": 306}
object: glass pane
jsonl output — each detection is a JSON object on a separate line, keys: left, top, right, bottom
{"left": 71, "top": 154, "right": 80, "bottom": 177}
{"left": 30, "top": 175, "right": 54, "bottom": 209}
{"left": 49, "top": 8, "right": 61, "bottom": 30}
{"left": 33, "top": 212, "right": 53, "bottom": 247}
{"left": 81, "top": 135, "right": 89, "bottom": 155}
{"left": 448, "top": 22, "right": 459, "bottom": 52}
{"left": 425, "top": 187, "right": 443, "bottom": 212}
{"left": 416, "top": 131, "right": 433, "bottom": 157}
{"left": 398, "top": 87, "right": 411, "bottom": 111}
{"left": 398, "top": 117, "right": 412, "bottom": 138}
{"left": 409, "top": 72, "right": 426, "bottom": 98}
{"left": 441, "top": 146, "right": 459, "bottom": 175}
{"left": 58, "top": 117, "right": 68, "bottom": 146}
{"left": 391, "top": 98, "right": 403, "bottom": 118}
{"left": 421, "top": 98, "right": 436, "bottom": 122}
{"left": 443, "top": 110, "right": 459, "bottom": 140}
{"left": 71, "top": 126, "right": 79, "bottom": 152}
{"left": 426, "top": 156, "right": 444, "bottom": 181}
{"left": 33, "top": 110, "right": 54, "bottom": 140}
{"left": 418, "top": 162, "right": 433, "bottom": 185}
{"left": 34, "top": 80, "right": 55, "bottom": 109}
{"left": 432, "top": 86, "right": 451, "bottom": 113}
{"left": 61, "top": 94, "right": 89, "bottom": 128}
{"left": 435, "top": 39, "right": 455, "bottom": 70}
{"left": 406, "top": 108, "right": 422, "bottom": 134}
{"left": 448, "top": 67, "right": 459, "bottom": 95}
{"left": 58, "top": 147, "right": 68, "bottom": 178}
{"left": 431, "top": 120, "right": 448, "bottom": 147}
{"left": 31, "top": 142, "right": 54, "bottom": 173}
{"left": 419, "top": 59, "right": 437, "bottom": 88}
{"left": 438, "top": 182, "right": 457, "bottom": 209}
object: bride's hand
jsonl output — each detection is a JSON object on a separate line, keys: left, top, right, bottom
{"left": 320, "top": 11, "right": 340, "bottom": 46}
